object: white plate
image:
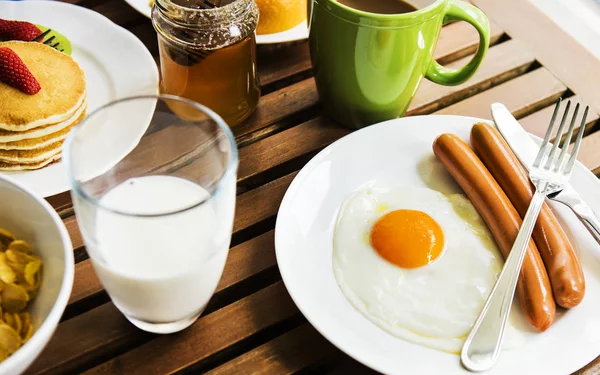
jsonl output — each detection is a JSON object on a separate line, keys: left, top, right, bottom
{"left": 0, "top": 0, "right": 159, "bottom": 197}
{"left": 123, "top": 0, "right": 308, "bottom": 45}
{"left": 255, "top": 21, "right": 309, "bottom": 45}
{"left": 275, "top": 115, "right": 600, "bottom": 375}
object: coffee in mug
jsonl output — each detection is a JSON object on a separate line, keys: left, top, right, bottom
{"left": 336, "top": 0, "right": 417, "bottom": 14}
{"left": 308, "top": 0, "right": 490, "bottom": 128}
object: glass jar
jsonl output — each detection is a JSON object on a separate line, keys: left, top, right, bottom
{"left": 152, "top": 0, "right": 260, "bottom": 126}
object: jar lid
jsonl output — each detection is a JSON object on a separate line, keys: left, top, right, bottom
{"left": 153, "top": 0, "right": 258, "bottom": 49}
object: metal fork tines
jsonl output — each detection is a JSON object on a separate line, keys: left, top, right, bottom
{"left": 32, "top": 29, "right": 65, "bottom": 53}
{"left": 461, "top": 98, "right": 589, "bottom": 372}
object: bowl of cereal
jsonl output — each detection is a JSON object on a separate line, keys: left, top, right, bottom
{"left": 0, "top": 175, "right": 73, "bottom": 374}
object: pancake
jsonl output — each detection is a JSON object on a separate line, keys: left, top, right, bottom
{"left": 0, "top": 154, "right": 61, "bottom": 171}
{"left": 0, "top": 41, "right": 86, "bottom": 131}
{"left": 0, "top": 100, "right": 87, "bottom": 143}
{"left": 0, "top": 107, "right": 86, "bottom": 150}
{"left": 0, "top": 140, "right": 62, "bottom": 164}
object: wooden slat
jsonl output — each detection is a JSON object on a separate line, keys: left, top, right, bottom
{"left": 435, "top": 68, "right": 567, "bottom": 119}
{"left": 233, "top": 172, "right": 296, "bottom": 232}
{"left": 237, "top": 117, "right": 349, "bottom": 185}
{"left": 216, "top": 230, "right": 277, "bottom": 291}
{"left": 519, "top": 96, "right": 599, "bottom": 140}
{"left": 434, "top": 19, "right": 504, "bottom": 65}
{"left": 206, "top": 324, "right": 337, "bottom": 375}
{"left": 81, "top": 282, "right": 297, "bottom": 375}
{"left": 70, "top": 261, "right": 102, "bottom": 305}
{"left": 257, "top": 42, "right": 312, "bottom": 87}
{"left": 46, "top": 192, "right": 71, "bottom": 211}
{"left": 410, "top": 39, "right": 535, "bottom": 114}
{"left": 234, "top": 79, "right": 319, "bottom": 146}
{"left": 25, "top": 303, "right": 148, "bottom": 375}
{"left": 472, "top": 0, "right": 600, "bottom": 117}
{"left": 63, "top": 216, "right": 84, "bottom": 251}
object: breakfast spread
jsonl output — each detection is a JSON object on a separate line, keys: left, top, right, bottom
{"left": 0, "top": 228, "right": 43, "bottom": 362}
{"left": 332, "top": 121, "right": 587, "bottom": 354}
{"left": 0, "top": 40, "right": 87, "bottom": 171}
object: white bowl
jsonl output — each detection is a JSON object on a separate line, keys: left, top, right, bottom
{"left": 0, "top": 175, "right": 74, "bottom": 375}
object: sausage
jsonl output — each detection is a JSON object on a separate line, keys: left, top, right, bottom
{"left": 471, "top": 123, "right": 585, "bottom": 308}
{"left": 433, "top": 133, "right": 555, "bottom": 331}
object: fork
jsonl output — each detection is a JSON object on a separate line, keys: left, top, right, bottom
{"left": 460, "top": 99, "right": 589, "bottom": 372}
{"left": 32, "top": 29, "right": 64, "bottom": 53}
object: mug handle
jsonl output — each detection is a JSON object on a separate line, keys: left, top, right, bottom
{"left": 425, "top": 0, "right": 490, "bottom": 86}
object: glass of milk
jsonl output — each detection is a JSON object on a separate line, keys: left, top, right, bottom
{"left": 64, "top": 95, "right": 237, "bottom": 334}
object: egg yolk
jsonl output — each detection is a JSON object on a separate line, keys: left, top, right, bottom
{"left": 370, "top": 209, "right": 444, "bottom": 268}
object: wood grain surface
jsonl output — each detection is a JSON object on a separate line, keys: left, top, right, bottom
{"left": 25, "top": 0, "right": 600, "bottom": 374}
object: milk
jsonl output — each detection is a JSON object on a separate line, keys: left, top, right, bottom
{"left": 82, "top": 175, "right": 235, "bottom": 325}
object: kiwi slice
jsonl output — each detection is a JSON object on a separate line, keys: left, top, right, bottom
{"left": 34, "top": 25, "right": 72, "bottom": 56}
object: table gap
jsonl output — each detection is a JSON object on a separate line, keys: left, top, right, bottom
{"left": 237, "top": 149, "right": 321, "bottom": 193}
{"left": 61, "top": 291, "right": 110, "bottom": 323}
{"left": 261, "top": 69, "right": 314, "bottom": 97}
{"left": 231, "top": 216, "right": 277, "bottom": 249}
{"left": 236, "top": 104, "right": 322, "bottom": 150}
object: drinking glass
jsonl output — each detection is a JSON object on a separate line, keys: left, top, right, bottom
{"left": 64, "top": 95, "right": 238, "bottom": 334}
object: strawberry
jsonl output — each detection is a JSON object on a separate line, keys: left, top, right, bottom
{"left": 0, "top": 19, "right": 41, "bottom": 42}
{"left": 0, "top": 47, "right": 41, "bottom": 95}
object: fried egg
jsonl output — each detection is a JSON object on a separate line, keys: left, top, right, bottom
{"left": 333, "top": 186, "right": 524, "bottom": 353}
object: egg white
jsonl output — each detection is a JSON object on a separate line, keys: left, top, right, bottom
{"left": 333, "top": 186, "right": 526, "bottom": 353}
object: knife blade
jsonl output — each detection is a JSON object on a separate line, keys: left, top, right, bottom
{"left": 491, "top": 102, "right": 600, "bottom": 244}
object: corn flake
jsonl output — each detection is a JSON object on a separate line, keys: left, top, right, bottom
{"left": 0, "top": 229, "right": 14, "bottom": 248}
{"left": 8, "top": 240, "right": 31, "bottom": 254}
{"left": 0, "top": 254, "right": 15, "bottom": 285}
{"left": 0, "top": 228, "right": 42, "bottom": 360}
{"left": 0, "top": 324, "right": 20, "bottom": 355}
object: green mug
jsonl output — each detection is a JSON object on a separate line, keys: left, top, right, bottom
{"left": 308, "top": 0, "right": 490, "bottom": 128}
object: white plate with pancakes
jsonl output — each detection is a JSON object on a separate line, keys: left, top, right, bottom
{"left": 0, "top": 1, "right": 159, "bottom": 197}
{"left": 275, "top": 115, "right": 600, "bottom": 375}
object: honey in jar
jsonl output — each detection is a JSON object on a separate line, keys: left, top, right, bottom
{"left": 153, "top": 0, "right": 260, "bottom": 126}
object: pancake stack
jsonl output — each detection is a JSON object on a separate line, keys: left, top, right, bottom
{"left": 0, "top": 41, "right": 86, "bottom": 171}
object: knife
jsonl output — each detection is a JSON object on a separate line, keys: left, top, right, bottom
{"left": 491, "top": 102, "right": 600, "bottom": 244}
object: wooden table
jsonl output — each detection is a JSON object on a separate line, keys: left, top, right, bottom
{"left": 27, "top": 0, "right": 600, "bottom": 373}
